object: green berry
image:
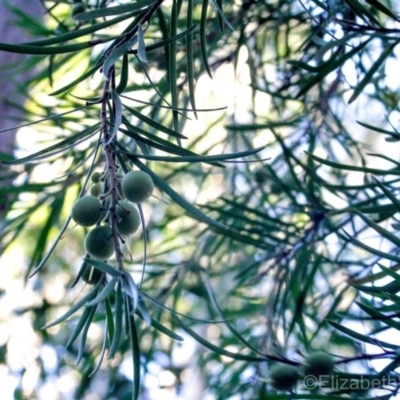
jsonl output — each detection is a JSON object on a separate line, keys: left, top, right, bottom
{"left": 91, "top": 171, "right": 102, "bottom": 183}
{"left": 254, "top": 168, "right": 269, "bottom": 184}
{"left": 304, "top": 352, "right": 334, "bottom": 378}
{"left": 90, "top": 183, "right": 102, "bottom": 197}
{"left": 116, "top": 202, "right": 140, "bottom": 236}
{"left": 269, "top": 364, "right": 298, "bottom": 392}
{"left": 84, "top": 225, "right": 115, "bottom": 260}
{"left": 71, "top": 196, "right": 101, "bottom": 227}
{"left": 81, "top": 266, "right": 103, "bottom": 284}
{"left": 121, "top": 171, "right": 154, "bottom": 203}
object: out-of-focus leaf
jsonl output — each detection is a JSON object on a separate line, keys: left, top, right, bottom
{"left": 348, "top": 42, "right": 397, "bottom": 104}
{"left": 133, "top": 159, "right": 228, "bottom": 230}
{"left": 328, "top": 320, "right": 397, "bottom": 349}
{"left": 73, "top": 1, "right": 157, "bottom": 21}
{"left": 42, "top": 283, "right": 101, "bottom": 329}
{"left": 175, "top": 317, "right": 267, "bottom": 362}
{"left": 123, "top": 104, "right": 187, "bottom": 139}
{"left": 307, "top": 152, "right": 400, "bottom": 175}
{"left": 0, "top": 124, "right": 100, "bottom": 165}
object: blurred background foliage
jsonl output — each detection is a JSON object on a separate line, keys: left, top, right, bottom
{"left": 2, "top": 0, "right": 400, "bottom": 399}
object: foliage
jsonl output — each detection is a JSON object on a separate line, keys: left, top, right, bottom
{"left": 1, "top": 0, "right": 400, "bottom": 399}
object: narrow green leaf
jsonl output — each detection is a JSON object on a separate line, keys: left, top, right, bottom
{"left": 86, "top": 277, "right": 118, "bottom": 307}
{"left": 123, "top": 104, "right": 187, "bottom": 139}
{"left": 116, "top": 54, "right": 129, "bottom": 94}
{"left": 175, "top": 317, "right": 267, "bottom": 361}
{"left": 109, "top": 283, "right": 124, "bottom": 359}
{"left": 378, "top": 264, "right": 400, "bottom": 284}
{"left": 344, "top": 231, "right": 400, "bottom": 263}
{"left": 136, "top": 308, "right": 184, "bottom": 340}
{"left": 25, "top": 11, "right": 141, "bottom": 47}
{"left": 29, "top": 216, "right": 72, "bottom": 278}
{"left": 66, "top": 305, "right": 96, "bottom": 348}
{"left": 84, "top": 258, "right": 124, "bottom": 277}
{"left": 186, "top": 0, "right": 197, "bottom": 118}
{"left": 345, "top": 0, "right": 381, "bottom": 25}
{"left": 137, "top": 300, "right": 151, "bottom": 327}
{"left": 105, "top": 91, "right": 123, "bottom": 145}
{"left": 349, "top": 263, "right": 400, "bottom": 285}
{"left": 1, "top": 123, "right": 100, "bottom": 165}
{"left": 120, "top": 141, "right": 265, "bottom": 164}
{"left": 104, "top": 295, "right": 115, "bottom": 346}
{"left": 297, "top": 38, "right": 372, "bottom": 97}
{"left": 210, "top": 0, "right": 235, "bottom": 31}
{"left": 365, "top": 0, "right": 399, "bottom": 20}
{"left": 169, "top": 0, "right": 179, "bottom": 133}
{"left": 202, "top": 273, "right": 264, "bottom": 355}
{"left": 328, "top": 320, "right": 397, "bottom": 349}
{"left": 0, "top": 105, "right": 90, "bottom": 134}
{"left": 356, "top": 301, "right": 400, "bottom": 330}
{"left": 372, "top": 177, "right": 400, "bottom": 212}
{"left": 50, "top": 64, "right": 101, "bottom": 96}
{"left": 103, "top": 35, "right": 138, "bottom": 80}
{"left": 348, "top": 42, "right": 397, "bottom": 104}
{"left": 307, "top": 152, "right": 400, "bottom": 175}
{"left": 226, "top": 117, "right": 303, "bottom": 131}
{"left": 143, "top": 24, "right": 198, "bottom": 53}
{"left": 357, "top": 120, "right": 399, "bottom": 136}
{"left": 76, "top": 305, "right": 97, "bottom": 366}
{"left": 141, "top": 292, "right": 227, "bottom": 324}
{"left": 200, "top": 0, "right": 212, "bottom": 77}
{"left": 352, "top": 280, "right": 400, "bottom": 296}
{"left": 0, "top": 37, "right": 114, "bottom": 55}
{"left": 42, "top": 283, "right": 101, "bottom": 329}
{"left": 73, "top": 0, "right": 157, "bottom": 21}
{"left": 352, "top": 209, "right": 400, "bottom": 248}
{"left": 137, "top": 23, "right": 148, "bottom": 63}
{"left": 133, "top": 159, "right": 228, "bottom": 230}
{"left": 89, "top": 323, "right": 108, "bottom": 377}
{"left": 122, "top": 271, "right": 139, "bottom": 311}
{"left": 127, "top": 311, "right": 141, "bottom": 400}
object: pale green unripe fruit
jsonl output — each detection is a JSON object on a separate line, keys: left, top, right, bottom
{"left": 90, "top": 183, "right": 102, "bottom": 197}
{"left": 84, "top": 225, "right": 115, "bottom": 260}
{"left": 304, "top": 352, "right": 334, "bottom": 378}
{"left": 71, "top": 196, "right": 101, "bottom": 227}
{"left": 91, "top": 171, "right": 102, "bottom": 183}
{"left": 121, "top": 171, "right": 154, "bottom": 203}
{"left": 116, "top": 202, "right": 140, "bottom": 236}
{"left": 269, "top": 364, "right": 298, "bottom": 392}
{"left": 81, "top": 266, "right": 103, "bottom": 285}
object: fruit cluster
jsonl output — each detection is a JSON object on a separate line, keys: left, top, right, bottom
{"left": 71, "top": 169, "right": 154, "bottom": 261}
{"left": 269, "top": 352, "right": 334, "bottom": 392}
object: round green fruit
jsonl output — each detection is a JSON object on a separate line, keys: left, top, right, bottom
{"left": 116, "top": 202, "right": 140, "bottom": 236}
{"left": 84, "top": 225, "right": 115, "bottom": 260}
{"left": 81, "top": 266, "right": 103, "bottom": 284}
{"left": 71, "top": 195, "right": 101, "bottom": 227}
{"left": 304, "top": 352, "right": 334, "bottom": 378}
{"left": 254, "top": 168, "right": 269, "bottom": 185}
{"left": 121, "top": 170, "right": 154, "bottom": 203}
{"left": 90, "top": 183, "right": 102, "bottom": 197}
{"left": 90, "top": 171, "right": 102, "bottom": 183}
{"left": 269, "top": 364, "right": 298, "bottom": 392}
